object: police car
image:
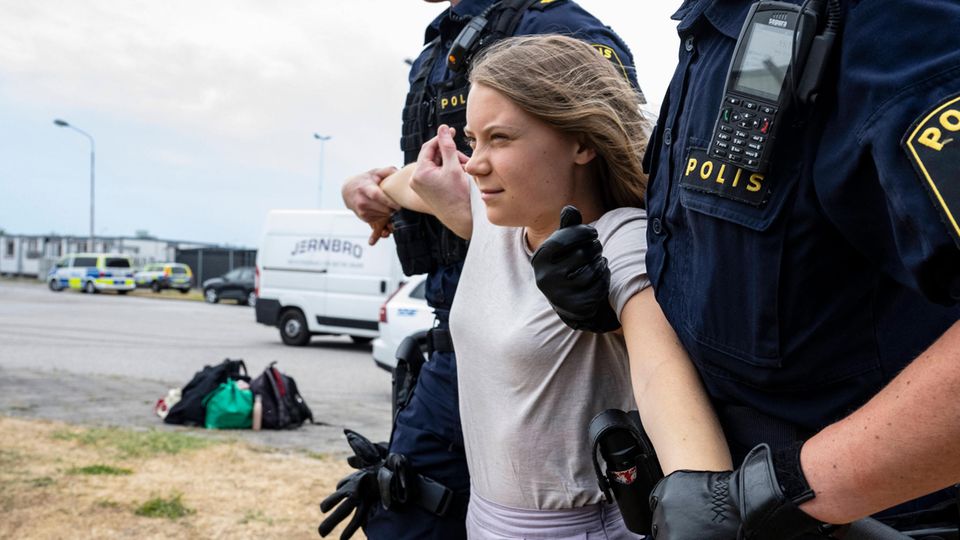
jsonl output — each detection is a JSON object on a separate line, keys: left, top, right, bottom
{"left": 372, "top": 274, "right": 433, "bottom": 372}
{"left": 134, "top": 262, "right": 193, "bottom": 293}
{"left": 47, "top": 253, "right": 136, "bottom": 294}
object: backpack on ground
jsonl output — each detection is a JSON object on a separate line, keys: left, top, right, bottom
{"left": 250, "top": 361, "right": 313, "bottom": 429}
{"left": 164, "top": 358, "right": 249, "bottom": 426}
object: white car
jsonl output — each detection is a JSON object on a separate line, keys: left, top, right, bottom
{"left": 372, "top": 274, "right": 433, "bottom": 372}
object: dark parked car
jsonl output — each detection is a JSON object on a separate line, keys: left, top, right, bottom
{"left": 202, "top": 267, "right": 256, "bottom": 306}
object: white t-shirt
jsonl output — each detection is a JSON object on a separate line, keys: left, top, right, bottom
{"left": 450, "top": 182, "right": 650, "bottom": 510}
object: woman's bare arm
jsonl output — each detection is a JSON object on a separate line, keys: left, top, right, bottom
{"left": 380, "top": 163, "right": 429, "bottom": 213}
{"left": 379, "top": 126, "right": 473, "bottom": 239}
{"left": 621, "top": 287, "right": 733, "bottom": 473}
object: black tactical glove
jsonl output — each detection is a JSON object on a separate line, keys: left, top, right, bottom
{"left": 317, "top": 430, "right": 388, "bottom": 539}
{"left": 531, "top": 205, "right": 621, "bottom": 333}
{"left": 318, "top": 469, "right": 379, "bottom": 539}
{"left": 649, "top": 444, "right": 828, "bottom": 540}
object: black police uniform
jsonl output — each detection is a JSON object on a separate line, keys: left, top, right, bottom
{"left": 364, "top": 2, "right": 641, "bottom": 539}
{"left": 644, "top": 0, "right": 960, "bottom": 526}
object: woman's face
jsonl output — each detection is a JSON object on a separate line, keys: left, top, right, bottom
{"left": 463, "top": 83, "right": 591, "bottom": 230}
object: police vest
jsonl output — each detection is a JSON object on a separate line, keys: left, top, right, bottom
{"left": 394, "top": 0, "right": 553, "bottom": 276}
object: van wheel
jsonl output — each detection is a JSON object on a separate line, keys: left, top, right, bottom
{"left": 280, "top": 310, "right": 310, "bottom": 346}
{"left": 48, "top": 279, "right": 63, "bottom": 292}
{"left": 151, "top": 281, "right": 161, "bottom": 293}
{"left": 204, "top": 288, "right": 219, "bottom": 304}
{"left": 84, "top": 281, "right": 97, "bottom": 294}
{"left": 117, "top": 290, "right": 129, "bottom": 295}
{"left": 178, "top": 288, "right": 190, "bottom": 294}
{"left": 350, "top": 336, "right": 373, "bottom": 345}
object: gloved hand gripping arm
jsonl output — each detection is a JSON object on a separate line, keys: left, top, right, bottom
{"left": 649, "top": 443, "right": 911, "bottom": 540}
{"left": 531, "top": 205, "right": 621, "bottom": 333}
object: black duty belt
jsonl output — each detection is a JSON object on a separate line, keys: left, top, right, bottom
{"left": 377, "top": 453, "right": 455, "bottom": 516}
{"left": 427, "top": 328, "right": 454, "bottom": 354}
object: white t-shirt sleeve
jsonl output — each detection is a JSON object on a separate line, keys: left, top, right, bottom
{"left": 596, "top": 208, "right": 650, "bottom": 319}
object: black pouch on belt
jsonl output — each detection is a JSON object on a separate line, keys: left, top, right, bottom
{"left": 588, "top": 409, "right": 664, "bottom": 535}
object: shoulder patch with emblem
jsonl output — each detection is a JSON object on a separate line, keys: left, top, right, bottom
{"left": 902, "top": 92, "right": 960, "bottom": 248}
{"left": 589, "top": 43, "right": 644, "bottom": 103}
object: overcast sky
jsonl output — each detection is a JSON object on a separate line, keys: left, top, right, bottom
{"left": 0, "top": 1, "right": 680, "bottom": 247}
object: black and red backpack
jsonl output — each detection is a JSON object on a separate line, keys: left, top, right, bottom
{"left": 250, "top": 361, "right": 313, "bottom": 429}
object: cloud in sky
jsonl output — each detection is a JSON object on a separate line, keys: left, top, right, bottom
{"left": 0, "top": 1, "right": 678, "bottom": 246}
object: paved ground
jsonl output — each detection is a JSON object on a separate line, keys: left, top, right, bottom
{"left": 0, "top": 279, "right": 394, "bottom": 454}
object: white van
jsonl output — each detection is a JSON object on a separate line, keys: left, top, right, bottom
{"left": 255, "top": 210, "right": 403, "bottom": 346}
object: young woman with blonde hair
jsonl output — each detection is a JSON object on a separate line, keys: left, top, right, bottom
{"left": 376, "top": 34, "right": 730, "bottom": 539}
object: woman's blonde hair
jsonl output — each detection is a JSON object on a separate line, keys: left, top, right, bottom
{"left": 469, "top": 34, "right": 650, "bottom": 209}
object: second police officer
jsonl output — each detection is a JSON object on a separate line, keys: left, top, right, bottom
{"left": 327, "top": 1, "right": 642, "bottom": 539}
{"left": 534, "top": 0, "right": 960, "bottom": 537}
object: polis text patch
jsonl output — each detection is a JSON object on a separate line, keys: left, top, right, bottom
{"left": 902, "top": 92, "right": 960, "bottom": 249}
{"left": 679, "top": 148, "right": 768, "bottom": 206}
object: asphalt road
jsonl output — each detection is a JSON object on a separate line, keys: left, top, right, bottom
{"left": 0, "top": 279, "right": 393, "bottom": 454}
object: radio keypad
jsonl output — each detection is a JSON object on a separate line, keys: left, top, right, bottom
{"left": 712, "top": 96, "right": 775, "bottom": 170}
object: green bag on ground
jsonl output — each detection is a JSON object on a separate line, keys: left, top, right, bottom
{"left": 202, "top": 379, "right": 253, "bottom": 429}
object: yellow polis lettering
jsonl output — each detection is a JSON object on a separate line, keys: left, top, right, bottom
{"left": 917, "top": 107, "right": 960, "bottom": 151}
{"left": 686, "top": 157, "right": 699, "bottom": 177}
{"left": 747, "top": 173, "right": 764, "bottom": 192}
{"left": 440, "top": 94, "right": 467, "bottom": 110}
{"left": 700, "top": 160, "right": 714, "bottom": 180}
{"left": 716, "top": 164, "right": 728, "bottom": 184}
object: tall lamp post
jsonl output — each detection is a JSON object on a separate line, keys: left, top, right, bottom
{"left": 54, "top": 119, "right": 96, "bottom": 250}
{"left": 313, "top": 133, "right": 332, "bottom": 208}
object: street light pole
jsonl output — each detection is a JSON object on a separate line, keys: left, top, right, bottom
{"left": 54, "top": 119, "right": 96, "bottom": 250}
{"left": 313, "top": 133, "right": 332, "bottom": 208}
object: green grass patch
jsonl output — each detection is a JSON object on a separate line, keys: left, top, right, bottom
{"left": 51, "top": 427, "right": 217, "bottom": 458}
{"left": 96, "top": 499, "right": 123, "bottom": 510}
{"left": 67, "top": 464, "right": 133, "bottom": 476}
{"left": 134, "top": 493, "right": 195, "bottom": 519}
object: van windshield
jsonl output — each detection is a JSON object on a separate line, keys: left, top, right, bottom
{"left": 106, "top": 258, "right": 131, "bottom": 268}
{"left": 171, "top": 266, "right": 187, "bottom": 274}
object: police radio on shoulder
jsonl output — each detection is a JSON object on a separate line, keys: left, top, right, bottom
{"left": 709, "top": 0, "right": 841, "bottom": 173}
{"left": 447, "top": 3, "right": 498, "bottom": 72}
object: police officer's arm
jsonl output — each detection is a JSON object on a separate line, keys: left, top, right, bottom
{"left": 797, "top": 320, "right": 960, "bottom": 524}
{"left": 341, "top": 166, "right": 403, "bottom": 245}
{"left": 620, "top": 287, "right": 732, "bottom": 474}
{"left": 381, "top": 125, "right": 473, "bottom": 240}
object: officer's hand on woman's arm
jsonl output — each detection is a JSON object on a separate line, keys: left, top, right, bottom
{"left": 341, "top": 166, "right": 401, "bottom": 222}
{"left": 648, "top": 321, "right": 960, "bottom": 539}
{"left": 380, "top": 124, "right": 473, "bottom": 240}
{"left": 531, "top": 206, "right": 622, "bottom": 333}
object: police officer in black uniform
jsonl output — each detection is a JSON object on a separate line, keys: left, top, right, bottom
{"left": 532, "top": 0, "right": 960, "bottom": 537}
{"left": 324, "top": 2, "right": 641, "bottom": 539}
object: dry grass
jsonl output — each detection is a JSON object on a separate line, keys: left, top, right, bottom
{"left": 0, "top": 416, "right": 364, "bottom": 540}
